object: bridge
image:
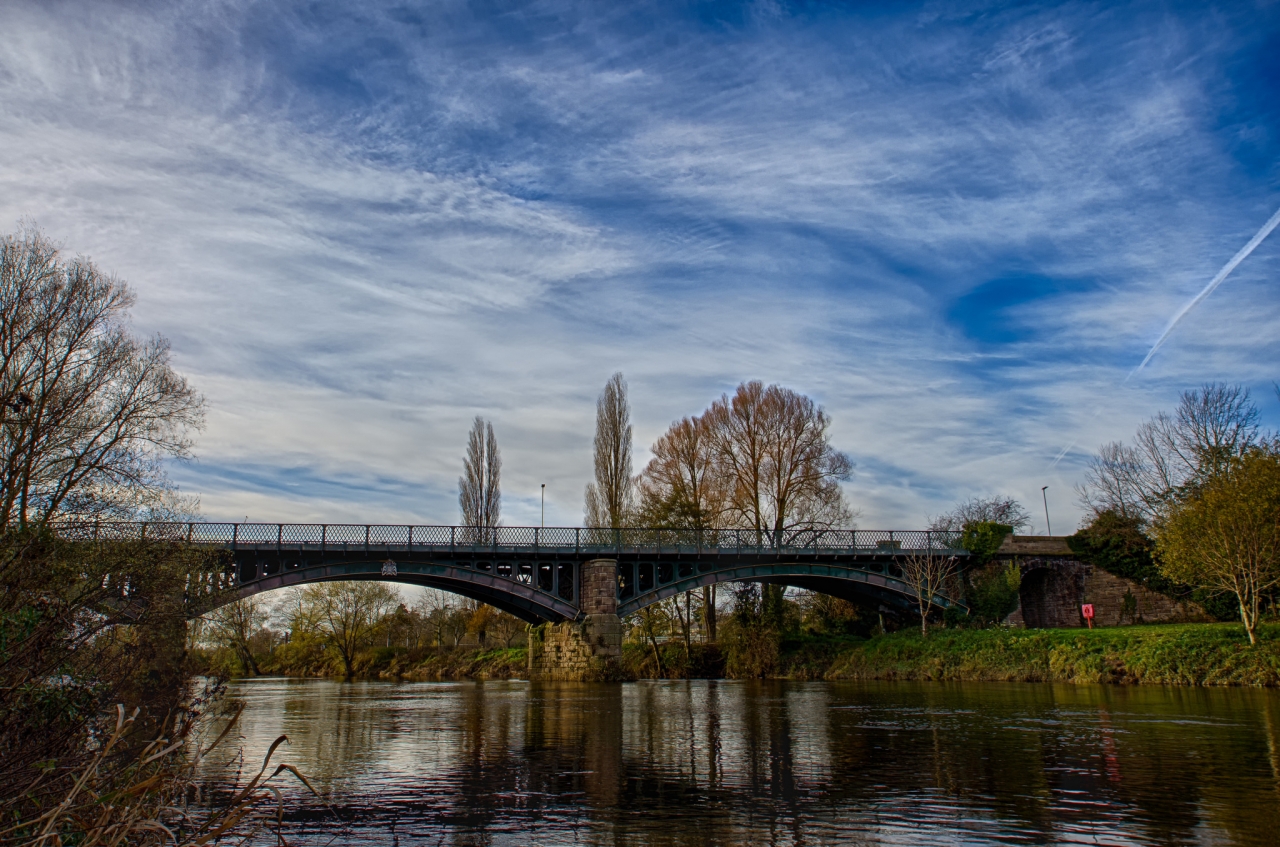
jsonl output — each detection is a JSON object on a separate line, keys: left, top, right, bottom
{"left": 65, "top": 523, "right": 969, "bottom": 622}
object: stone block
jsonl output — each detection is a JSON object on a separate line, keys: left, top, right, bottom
{"left": 527, "top": 613, "right": 626, "bottom": 681}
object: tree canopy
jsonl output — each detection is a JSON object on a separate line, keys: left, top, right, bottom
{"left": 1156, "top": 448, "right": 1280, "bottom": 645}
{"left": 0, "top": 225, "right": 203, "bottom": 530}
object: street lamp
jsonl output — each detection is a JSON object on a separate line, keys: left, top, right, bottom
{"left": 1041, "top": 486, "right": 1052, "bottom": 536}
{"left": 541, "top": 484, "right": 546, "bottom": 528}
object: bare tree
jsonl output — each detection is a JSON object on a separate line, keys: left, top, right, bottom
{"left": 637, "top": 414, "right": 727, "bottom": 529}
{"left": 459, "top": 416, "right": 501, "bottom": 538}
{"left": 900, "top": 547, "right": 963, "bottom": 635}
{"left": 585, "top": 372, "right": 634, "bottom": 528}
{"left": 203, "top": 596, "right": 271, "bottom": 675}
{"left": 637, "top": 413, "right": 727, "bottom": 640}
{"left": 301, "top": 581, "right": 401, "bottom": 676}
{"left": 1081, "top": 383, "right": 1267, "bottom": 525}
{"left": 415, "top": 588, "right": 457, "bottom": 652}
{"left": 929, "top": 496, "right": 1031, "bottom": 533}
{"left": 629, "top": 604, "right": 671, "bottom": 677}
{"left": 0, "top": 225, "right": 204, "bottom": 531}
{"left": 273, "top": 586, "right": 320, "bottom": 638}
{"left": 703, "top": 381, "right": 853, "bottom": 625}
{"left": 706, "top": 381, "right": 854, "bottom": 539}
{"left": 488, "top": 610, "right": 526, "bottom": 648}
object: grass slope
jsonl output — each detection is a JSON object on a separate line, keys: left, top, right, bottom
{"left": 398, "top": 647, "right": 527, "bottom": 681}
{"left": 821, "top": 623, "right": 1280, "bottom": 686}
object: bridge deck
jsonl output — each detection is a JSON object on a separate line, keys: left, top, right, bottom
{"left": 62, "top": 522, "right": 965, "bottom": 556}
{"left": 57, "top": 524, "right": 968, "bottom": 622}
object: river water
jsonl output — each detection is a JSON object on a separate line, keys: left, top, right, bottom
{"left": 202, "top": 678, "right": 1280, "bottom": 846}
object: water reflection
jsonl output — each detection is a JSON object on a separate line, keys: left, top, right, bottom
{"left": 201, "top": 679, "right": 1280, "bottom": 845}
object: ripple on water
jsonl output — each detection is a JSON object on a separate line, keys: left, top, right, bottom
{"left": 197, "top": 678, "right": 1280, "bottom": 846}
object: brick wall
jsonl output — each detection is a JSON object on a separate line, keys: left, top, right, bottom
{"left": 1082, "top": 568, "right": 1208, "bottom": 626}
{"left": 991, "top": 537, "right": 1208, "bottom": 628}
{"left": 581, "top": 559, "right": 618, "bottom": 616}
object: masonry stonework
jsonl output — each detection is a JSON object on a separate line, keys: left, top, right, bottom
{"left": 528, "top": 559, "right": 625, "bottom": 681}
{"left": 995, "top": 536, "right": 1208, "bottom": 628}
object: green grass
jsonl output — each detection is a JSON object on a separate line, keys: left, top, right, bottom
{"left": 820, "top": 622, "right": 1280, "bottom": 686}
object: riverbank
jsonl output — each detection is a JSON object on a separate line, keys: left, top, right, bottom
{"left": 398, "top": 647, "right": 526, "bottom": 680}
{"left": 206, "top": 623, "right": 1280, "bottom": 686}
{"left": 811, "top": 622, "right": 1280, "bottom": 686}
{"left": 618, "top": 622, "right": 1280, "bottom": 686}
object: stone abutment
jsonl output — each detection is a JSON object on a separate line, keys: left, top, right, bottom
{"left": 528, "top": 559, "right": 625, "bottom": 681}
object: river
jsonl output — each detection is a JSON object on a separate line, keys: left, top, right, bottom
{"left": 200, "top": 678, "right": 1280, "bottom": 845}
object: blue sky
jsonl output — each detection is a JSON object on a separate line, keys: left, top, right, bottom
{"left": 1, "top": 0, "right": 1277, "bottom": 532}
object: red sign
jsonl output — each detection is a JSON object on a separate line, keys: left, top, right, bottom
{"left": 1081, "top": 604, "right": 1095, "bottom": 619}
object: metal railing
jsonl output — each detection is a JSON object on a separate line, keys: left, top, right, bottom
{"left": 53, "top": 523, "right": 966, "bottom": 554}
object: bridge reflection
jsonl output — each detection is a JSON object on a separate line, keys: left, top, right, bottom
{"left": 197, "top": 679, "right": 1280, "bottom": 845}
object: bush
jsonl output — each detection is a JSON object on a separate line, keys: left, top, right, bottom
{"left": 621, "top": 642, "right": 723, "bottom": 679}
{"left": 717, "top": 583, "right": 800, "bottom": 678}
{"left": 720, "top": 618, "right": 781, "bottom": 679}
{"left": 260, "top": 634, "right": 334, "bottom": 677}
{"left": 0, "top": 531, "right": 233, "bottom": 835}
{"left": 966, "top": 561, "right": 1021, "bottom": 624}
{"left": 801, "top": 593, "right": 865, "bottom": 636}
{"left": 960, "top": 522, "right": 1013, "bottom": 564}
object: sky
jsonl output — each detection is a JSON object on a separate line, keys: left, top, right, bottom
{"left": 1, "top": 0, "right": 1278, "bottom": 534}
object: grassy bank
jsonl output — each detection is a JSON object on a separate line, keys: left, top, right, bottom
{"left": 810, "top": 623, "right": 1280, "bottom": 686}
{"left": 399, "top": 647, "right": 527, "bottom": 680}
{"left": 205, "top": 624, "right": 1280, "bottom": 687}
{"left": 198, "top": 643, "right": 529, "bottom": 681}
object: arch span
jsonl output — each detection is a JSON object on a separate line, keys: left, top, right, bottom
{"left": 227, "top": 561, "right": 578, "bottom": 623}
{"left": 218, "top": 556, "right": 579, "bottom": 622}
{"left": 618, "top": 560, "right": 964, "bottom": 617}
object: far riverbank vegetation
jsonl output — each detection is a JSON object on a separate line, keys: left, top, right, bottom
{"left": 194, "top": 382, "right": 1280, "bottom": 687}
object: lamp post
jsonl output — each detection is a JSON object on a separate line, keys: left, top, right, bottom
{"left": 541, "top": 484, "right": 546, "bottom": 528}
{"left": 1041, "top": 486, "right": 1052, "bottom": 536}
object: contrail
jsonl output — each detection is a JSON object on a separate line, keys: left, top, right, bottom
{"left": 1132, "top": 204, "right": 1280, "bottom": 377}
{"left": 1049, "top": 203, "right": 1280, "bottom": 469}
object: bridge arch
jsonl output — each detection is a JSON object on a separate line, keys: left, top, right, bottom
{"left": 618, "top": 560, "right": 963, "bottom": 617}
{"left": 217, "top": 559, "right": 579, "bottom": 623}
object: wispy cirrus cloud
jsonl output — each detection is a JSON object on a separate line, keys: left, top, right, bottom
{"left": 0, "top": 0, "right": 1277, "bottom": 531}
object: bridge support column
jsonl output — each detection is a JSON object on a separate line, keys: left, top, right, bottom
{"left": 528, "top": 559, "right": 626, "bottom": 681}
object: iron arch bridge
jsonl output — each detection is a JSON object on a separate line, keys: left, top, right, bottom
{"left": 66, "top": 523, "right": 969, "bottom": 622}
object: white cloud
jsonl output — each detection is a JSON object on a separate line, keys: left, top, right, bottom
{"left": 0, "top": 0, "right": 1276, "bottom": 536}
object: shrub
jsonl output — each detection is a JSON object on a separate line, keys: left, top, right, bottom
{"left": 966, "top": 562, "right": 1021, "bottom": 624}
{"left": 960, "top": 522, "right": 1013, "bottom": 564}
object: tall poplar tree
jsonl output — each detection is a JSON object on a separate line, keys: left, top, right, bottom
{"left": 585, "top": 372, "right": 634, "bottom": 528}
{"left": 459, "top": 417, "right": 501, "bottom": 532}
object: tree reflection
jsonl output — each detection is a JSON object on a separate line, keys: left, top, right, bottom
{"left": 199, "top": 678, "right": 1280, "bottom": 846}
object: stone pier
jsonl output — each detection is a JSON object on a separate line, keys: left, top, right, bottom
{"left": 528, "top": 559, "right": 626, "bottom": 681}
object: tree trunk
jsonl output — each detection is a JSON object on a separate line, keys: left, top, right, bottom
{"left": 684, "top": 592, "right": 692, "bottom": 661}
{"left": 1240, "top": 595, "right": 1258, "bottom": 645}
{"left": 703, "top": 585, "right": 717, "bottom": 642}
{"left": 648, "top": 631, "right": 664, "bottom": 677}
{"left": 238, "top": 644, "right": 261, "bottom": 676}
